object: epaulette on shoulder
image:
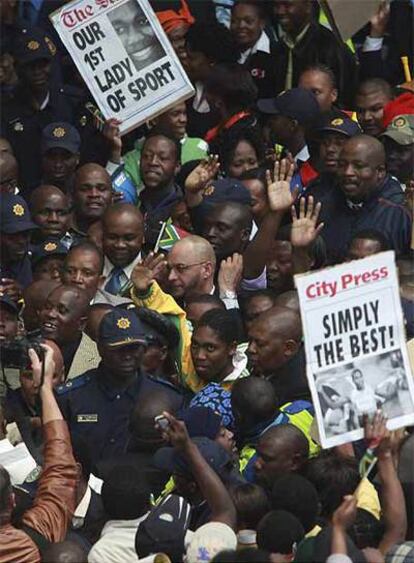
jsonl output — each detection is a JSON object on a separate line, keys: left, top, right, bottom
{"left": 55, "top": 373, "right": 92, "bottom": 395}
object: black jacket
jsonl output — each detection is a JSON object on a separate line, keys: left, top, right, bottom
{"left": 267, "top": 346, "right": 310, "bottom": 405}
{"left": 307, "top": 174, "right": 412, "bottom": 264}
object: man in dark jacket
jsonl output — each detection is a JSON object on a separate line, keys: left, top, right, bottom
{"left": 269, "top": 0, "right": 357, "bottom": 107}
{"left": 308, "top": 135, "right": 412, "bottom": 263}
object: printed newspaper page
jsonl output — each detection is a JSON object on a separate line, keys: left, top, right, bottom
{"left": 50, "top": 0, "right": 194, "bottom": 134}
{"left": 295, "top": 251, "right": 414, "bottom": 448}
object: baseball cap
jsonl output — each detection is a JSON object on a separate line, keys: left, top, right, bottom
{"left": 382, "top": 114, "right": 414, "bottom": 146}
{"left": 185, "top": 522, "right": 237, "bottom": 563}
{"left": 14, "top": 27, "right": 56, "bottom": 64}
{"left": 41, "top": 122, "right": 81, "bottom": 154}
{"left": 179, "top": 407, "right": 222, "bottom": 440}
{"left": 152, "top": 436, "right": 232, "bottom": 479}
{"left": 98, "top": 308, "right": 147, "bottom": 347}
{"left": 257, "top": 88, "right": 320, "bottom": 125}
{"left": 136, "top": 494, "right": 192, "bottom": 560}
{"left": 386, "top": 541, "right": 414, "bottom": 563}
{"left": 31, "top": 239, "right": 68, "bottom": 267}
{"left": 0, "top": 294, "right": 19, "bottom": 314}
{"left": 0, "top": 194, "right": 38, "bottom": 234}
{"left": 317, "top": 112, "right": 362, "bottom": 137}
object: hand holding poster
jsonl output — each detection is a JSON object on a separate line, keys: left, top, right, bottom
{"left": 295, "top": 251, "right": 414, "bottom": 448}
{"left": 50, "top": 0, "right": 194, "bottom": 134}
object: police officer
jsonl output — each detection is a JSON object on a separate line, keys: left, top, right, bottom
{"left": 2, "top": 27, "right": 82, "bottom": 193}
{"left": 56, "top": 308, "right": 186, "bottom": 466}
{"left": 0, "top": 194, "right": 38, "bottom": 296}
{"left": 41, "top": 121, "right": 81, "bottom": 194}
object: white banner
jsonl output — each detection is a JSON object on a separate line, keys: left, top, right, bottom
{"left": 295, "top": 251, "right": 414, "bottom": 448}
{"left": 50, "top": 0, "right": 194, "bottom": 134}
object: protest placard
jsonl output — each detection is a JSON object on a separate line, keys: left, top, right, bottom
{"left": 295, "top": 251, "right": 414, "bottom": 448}
{"left": 50, "top": 0, "right": 194, "bottom": 134}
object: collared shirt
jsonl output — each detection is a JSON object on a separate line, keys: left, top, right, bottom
{"left": 102, "top": 252, "right": 142, "bottom": 292}
{"left": 239, "top": 30, "right": 271, "bottom": 64}
{"left": 56, "top": 366, "right": 186, "bottom": 465}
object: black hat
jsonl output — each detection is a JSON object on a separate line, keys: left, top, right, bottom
{"left": 257, "top": 88, "right": 320, "bottom": 125}
{"left": 135, "top": 494, "right": 192, "bottom": 560}
{"left": 179, "top": 407, "right": 222, "bottom": 440}
{"left": 14, "top": 27, "right": 56, "bottom": 64}
{"left": 0, "top": 294, "right": 19, "bottom": 315}
{"left": 31, "top": 239, "right": 68, "bottom": 267}
{"left": 99, "top": 308, "right": 147, "bottom": 347}
{"left": 317, "top": 112, "right": 362, "bottom": 137}
{"left": 41, "top": 122, "right": 81, "bottom": 155}
{"left": 153, "top": 437, "right": 231, "bottom": 479}
{"left": 0, "top": 194, "right": 38, "bottom": 234}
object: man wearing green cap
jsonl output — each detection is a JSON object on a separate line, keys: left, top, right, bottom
{"left": 382, "top": 114, "right": 414, "bottom": 186}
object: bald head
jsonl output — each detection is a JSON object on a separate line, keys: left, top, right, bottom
{"left": 30, "top": 184, "right": 68, "bottom": 208}
{"left": 0, "top": 137, "right": 13, "bottom": 155}
{"left": 356, "top": 79, "right": 393, "bottom": 137}
{"left": 168, "top": 235, "right": 216, "bottom": 298}
{"left": 102, "top": 203, "right": 144, "bottom": 268}
{"left": 338, "top": 135, "right": 386, "bottom": 202}
{"left": 260, "top": 424, "right": 309, "bottom": 459}
{"left": 274, "top": 290, "right": 300, "bottom": 313}
{"left": 42, "top": 540, "right": 87, "bottom": 563}
{"left": 39, "top": 285, "right": 91, "bottom": 345}
{"left": 231, "top": 376, "right": 278, "bottom": 431}
{"left": 23, "top": 280, "right": 62, "bottom": 331}
{"left": 257, "top": 306, "right": 302, "bottom": 342}
{"left": 29, "top": 185, "right": 70, "bottom": 240}
{"left": 0, "top": 152, "right": 18, "bottom": 194}
{"left": 73, "top": 163, "right": 113, "bottom": 226}
{"left": 357, "top": 78, "right": 393, "bottom": 99}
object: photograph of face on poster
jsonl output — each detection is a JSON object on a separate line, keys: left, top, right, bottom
{"left": 108, "top": 0, "right": 165, "bottom": 72}
{"left": 316, "top": 349, "right": 413, "bottom": 439}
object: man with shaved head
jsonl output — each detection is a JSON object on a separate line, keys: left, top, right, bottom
{"left": 316, "top": 134, "right": 411, "bottom": 263}
{"left": 355, "top": 78, "right": 393, "bottom": 137}
{"left": 167, "top": 235, "right": 216, "bottom": 300}
{"left": 38, "top": 284, "right": 100, "bottom": 379}
{"left": 248, "top": 305, "right": 309, "bottom": 403}
{"left": 30, "top": 185, "right": 72, "bottom": 247}
{"left": 102, "top": 203, "right": 145, "bottom": 295}
{"left": 0, "top": 151, "right": 18, "bottom": 194}
{"left": 71, "top": 163, "right": 113, "bottom": 241}
{"left": 22, "top": 279, "right": 61, "bottom": 331}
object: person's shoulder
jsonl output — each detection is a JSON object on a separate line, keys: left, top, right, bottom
{"left": 55, "top": 370, "right": 96, "bottom": 396}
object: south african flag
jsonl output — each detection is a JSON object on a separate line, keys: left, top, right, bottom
{"left": 155, "top": 218, "right": 190, "bottom": 252}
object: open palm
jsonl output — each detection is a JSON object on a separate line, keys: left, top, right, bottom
{"left": 267, "top": 159, "right": 297, "bottom": 212}
{"left": 185, "top": 155, "right": 219, "bottom": 193}
{"left": 291, "top": 196, "right": 324, "bottom": 247}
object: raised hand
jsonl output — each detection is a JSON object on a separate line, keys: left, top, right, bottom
{"left": 332, "top": 495, "right": 357, "bottom": 530}
{"left": 131, "top": 252, "right": 167, "bottom": 293}
{"left": 218, "top": 253, "right": 243, "bottom": 296}
{"left": 370, "top": 0, "right": 390, "bottom": 38}
{"left": 29, "top": 344, "right": 56, "bottom": 389}
{"left": 155, "top": 411, "right": 191, "bottom": 450}
{"left": 266, "top": 158, "right": 298, "bottom": 212}
{"left": 102, "top": 118, "right": 123, "bottom": 162}
{"left": 185, "top": 155, "right": 220, "bottom": 193}
{"left": 364, "top": 410, "right": 390, "bottom": 452}
{"left": 291, "top": 196, "right": 324, "bottom": 248}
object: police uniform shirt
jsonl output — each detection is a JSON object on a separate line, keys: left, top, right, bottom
{"left": 56, "top": 366, "right": 186, "bottom": 465}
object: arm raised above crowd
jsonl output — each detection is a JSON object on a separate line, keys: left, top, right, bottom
{"left": 21, "top": 346, "right": 77, "bottom": 543}
{"left": 243, "top": 159, "right": 297, "bottom": 280}
{"left": 290, "top": 196, "right": 324, "bottom": 275}
{"left": 159, "top": 412, "right": 236, "bottom": 530}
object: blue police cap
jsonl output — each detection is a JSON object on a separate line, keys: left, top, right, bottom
{"left": 0, "top": 194, "right": 38, "bottom": 234}
{"left": 31, "top": 239, "right": 68, "bottom": 267}
{"left": 317, "top": 113, "right": 362, "bottom": 137}
{"left": 258, "top": 88, "right": 320, "bottom": 125}
{"left": 153, "top": 436, "right": 231, "bottom": 478}
{"left": 202, "top": 178, "right": 252, "bottom": 206}
{"left": 0, "top": 294, "right": 19, "bottom": 314}
{"left": 41, "top": 122, "right": 81, "bottom": 155}
{"left": 99, "top": 308, "right": 147, "bottom": 348}
{"left": 14, "top": 27, "right": 56, "bottom": 64}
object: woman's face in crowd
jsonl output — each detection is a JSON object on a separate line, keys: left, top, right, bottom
{"left": 191, "top": 325, "right": 236, "bottom": 383}
{"left": 167, "top": 23, "right": 190, "bottom": 66}
{"left": 33, "top": 257, "right": 64, "bottom": 283}
{"left": 231, "top": 3, "right": 263, "bottom": 49}
{"left": 227, "top": 140, "right": 259, "bottom": 179}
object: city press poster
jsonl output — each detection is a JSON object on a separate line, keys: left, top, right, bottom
{"left": 50, "top": 0, "right": 194, "bottom": 134}
{"left": 295, "top": 251, "right": 414, "bottom": 448}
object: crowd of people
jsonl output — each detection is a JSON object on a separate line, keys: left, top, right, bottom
{"left": 0, "top": 0, "right": 413, "bottom": 562}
